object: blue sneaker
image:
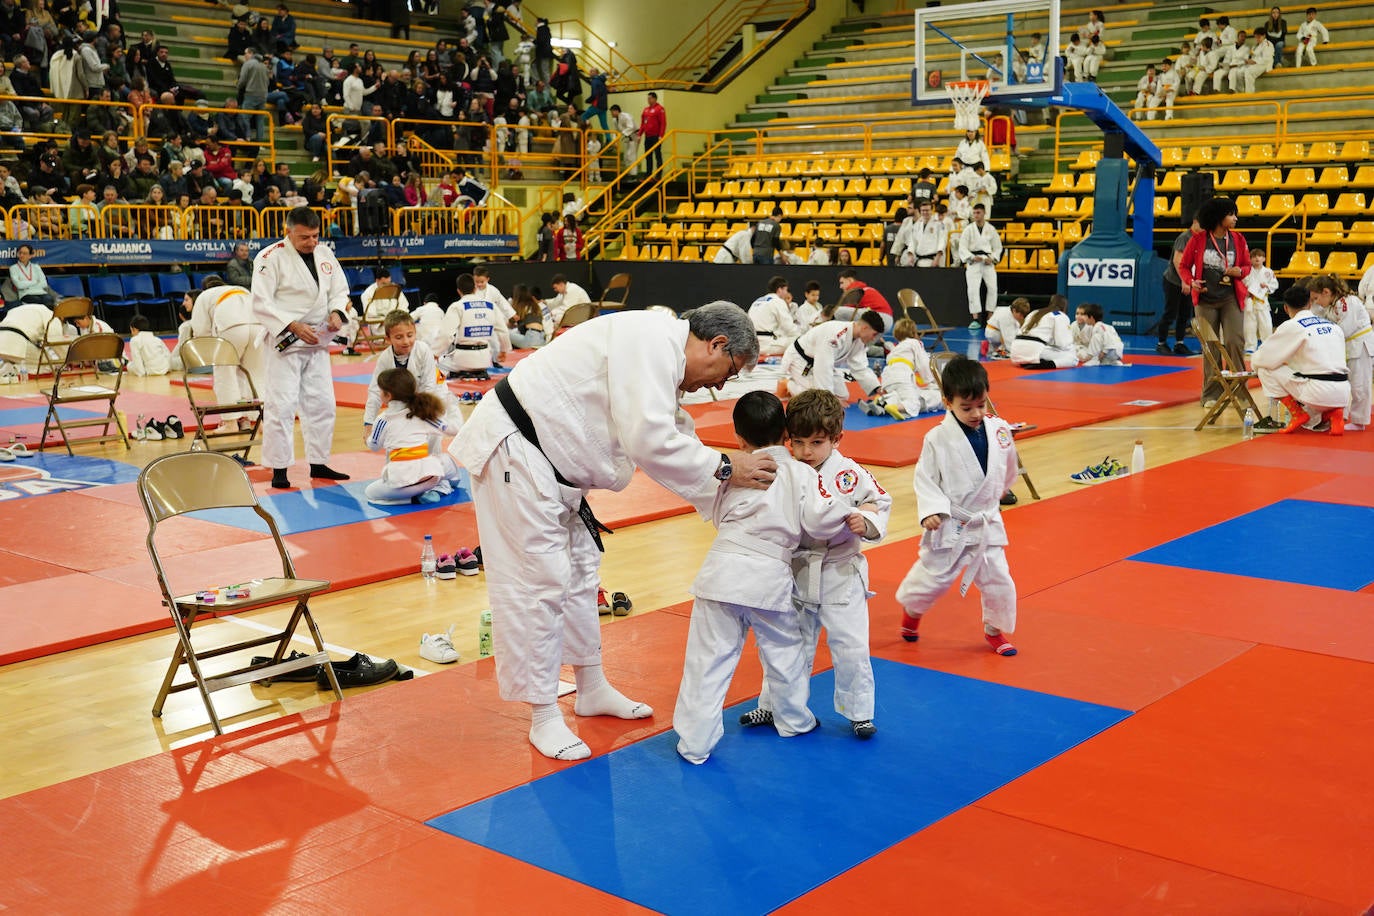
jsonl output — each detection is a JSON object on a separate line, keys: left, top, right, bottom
{"left": 1070, "top": 456, "right": 1129, "bottom": 485}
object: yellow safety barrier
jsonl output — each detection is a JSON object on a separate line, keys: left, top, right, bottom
{"left": 139, "top": 101, "right": 276, "bottom": 171}
{"left": 0, "top": 94, "right": 138, "bottom": 149}
{"left": 324, "top": 113, "right": 394, "bottom": 185}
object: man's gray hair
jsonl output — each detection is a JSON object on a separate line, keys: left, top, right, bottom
{"left": 686, "top": 300, "right": 759, "bottom": 367}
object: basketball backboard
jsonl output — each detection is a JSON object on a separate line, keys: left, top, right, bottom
{"left": 911, "top": 0, "right": 1061, "bottom": 107}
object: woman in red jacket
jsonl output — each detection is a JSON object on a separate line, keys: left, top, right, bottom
{"left": 554, "top": 213, "right": 584, "bottom": 261}
{"left": 1178, "top": 196, "right": 1250, "bottom": 406}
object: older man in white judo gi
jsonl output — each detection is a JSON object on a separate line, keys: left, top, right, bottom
{"left": 250, "top": 207, "right": 352, "bottom": 489}
{"left": 451, "top": 301, "right": 779, "bottom": 761}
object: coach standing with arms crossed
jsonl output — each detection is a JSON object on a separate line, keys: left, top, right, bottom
{"left": 451, "top": 302, "right": 777, "bottom": 761}
{"left": 251, "top": 206, "right": 352, "bottom": 489}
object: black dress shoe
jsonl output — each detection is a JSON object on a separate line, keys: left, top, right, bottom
{"left": 318, "top": 652, "right": 398, "bottom": 688}
{"left": 1000, "top": 490, "right": 1018, "bottom": 506}
{"left": 309, "top": 463, "right": 350, "bottom": 480}
{"left": 250, "top": 650, "right": 320, "bottom": 681}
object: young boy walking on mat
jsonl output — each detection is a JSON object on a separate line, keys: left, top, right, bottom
{"left": 896, "top": 356, "right": 1022, "bottom": 656}
{"left": 739, "top": 388, "right": 891, "bottom": 739}
{"left": 673, "top": 391, "right": 872, "bottom": 764}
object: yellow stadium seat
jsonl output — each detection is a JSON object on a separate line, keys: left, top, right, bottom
{"left": 1217, "top": 169, "right": 1250, "bottom": 192}
{"left": 1184, "top": 146, "right": 1214, "bottom": 167}
{"left": 863, "top": 199, "right": 890, "bottom": 219}
{"left": 725, "top": 161, "right": 750, "bottom": 179}
{"left": 1048, "top": 173, "right": 1075, "bottom": 193}
{"left": 1249, "top": 168, "right": 1282, "bottom": 191}
{"left": 703, "top": 245, "right": 722, "bottom": 261}
{"left": 1049, "top": 197, "right": 1079, "bottom": 219}
{"left": 1213, "top": 145, "right": 1245, "bottom": 166}
{"left": 870, "top": 157, "right": 896, "bottom": 175}
{"left": 1339, "top": 140, "right": 1370, "bottom": 162}
{"left": 721, "top": 181, "right": 742, "bottom": 199}
{"left": 1346, "top": 221, "right": 1374, "bottom": 245}
{"left": 1275, "top": 143, "right": 1306, "bottom": 165}
{"left": 1316, "top": 167, "right": 1350, "bottom": 189}
{"left": 647, "top": 222, "right": 670, "bottom": 241}
{"left": 803, "top": 158, "right": 830, "bottom": 176}
{"left": 841, "top": 178, "right": 867, "bottom": 196}
{"left": 1352, "top": 166, "right": 1374, "bottom": 187}
{"left": 1037, "top": 249, "right": 1058, "bottom": 270}
{"left": 866, "top": 177, "right": 891, "bottom": 196}
{"left": 734, "top": 201, "right": 758, "bottom": 219}
{"left": 682, "top": 223, "right": 705, "bottom": 242}
{"left": 1298, "top": 194, "right": 1329, "bottom": 216}
{"left": 746, "top": 161, "right": 769, "bottom": 178}
{"left": 864, "top": 223, "right": 883, "bottom": 241}
{"left": 839, "top": 224, "right": 863, "bottom": 243}
{"left": 840, "top": 200, "right": 865, "bottom": 219}
{"left": 1281, "top": 250, "right": 1321, "bottom": 275}
{"left": 1331, "top": 193, "right": 1368, "bottom": 216}
{"left": 618, "top": 243, "right": 640, "bottom": 261}
{"left": 1061, "top": 221, "right": 1084, "bottom": 243}
{"left": 790, "top": 222, "right": 814, "bottom": 242}
{"left": 990, "top": 152, "right": 1011, "bottom": 172}
{"left": 765, "top": 160, "right": 788, "bottom": 178}
{"left": 817, "top": 200, "right": 841, "bottom": 219}
{"left": 891, "top": 177, "right": 912, "bottom": 195}
{"left": 706, "top": 222, "right": 729, "bottom": 240}
{"left": 781, "top": 179, "right": 804, "bottom": 197}
{"left": 918, "top": 154, "right": 942, "bottom": 172}
{"left": 894, "top": 155, "right": 918, "bottom": 173}
{"left": 830, "top": 158, "right": 853, "bottom": 175}
{"left": 761, "top": 180, "right": 783, "bottom": 198}
{"left": 1154, "top": 196, "right": 1173, "bottom": 217}
{"left": 1243, "top": 144, "right": 1275, "bottom": 165}
{"left": 1002, "top": 222, "right": 1027, "bottom": 243}
{"left": 1307, "top": 141, "right": 1338, "bottom": 163}
{"left": 799, "top": 178, "right": 823, "bottom": 197}
{"left": 1307, "top": 221, "right": 1345, "bottom": 245}
{"left": 855, "top": 247, "right": 880, "bottom": 266}
{"left": 739, "top": 180, "right": 762, "bottom": 198}
{"left": 779, "top": 200, "right": 798, "bottom": 218}
{"left": 694, "top": 202, "right": 715, "bottom": 218}
{"left": 1008, "top": 248, "right": 1032, "bottom": 270}
{"left": 715, "top": 201, "right": 736, "bottom": 219}
{"left": 1077, "top": 197, "right": 1094, "bottom": 218}
{"left": 935, "top": 177, "right": 950, "bottom": 196}
{"left": 679, "top": 245, "right": 701, "bottom": 261}
{"left": 1158, "top": 147, "right": 1184, "bottom": 167}
{"left": 783, "top": 160, "right": 807, "bottom": 177}
{"left": 1158, "top": 197, "right": 1180, "bottom": 219}
{"left": 815, "top": 224, "right": 840, "bottom": 243}
{"left": 821, "top": 179, "right": 846, "bottom": 197}
{"left": 1025, "top": 222, "right": 1059, "bottom": 243}
{"left": 1070, "top": 149, "right": 1101, "bottom": 171}
{"left": 1324, "top": 251, "right": 1359, "bottom": 276}
{"left": 796, "top": 200, "right": 820, "bottom": 218}
{"left": 671, "top": 202, "right": 694, "bottom": 219}
{"left": 1282, "top": 168, "right": 1316, "bottom": 191}
{"left": 699, "top": 182, "right": 722, "bottom": 199}
{"left": 1018, "top": 197, "right": 1051, "bottom": 218}
{"left": 1156, "top": 171, "right": 1183, "bottom": 193}
{"left": 1262, "top": 194, "right": 1296, "bottom": 216}
{"left": 1236, "top": 195, "right": 1264, "bottom": 217}
{"left": 1362, "top": 251, "right": 1374, "bottom": 275}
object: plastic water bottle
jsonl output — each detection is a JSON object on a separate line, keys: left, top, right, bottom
{"left": 1243, "top": 408, "right": 1256, "bottom": 440}
{"left": 420, "top": 534, "right": 437, "bottom": 579}
{"left": 478, "top": 610, "right": 493, "bottom": 657}
{"left": 1131, "top": 440, "right": 1145, "bottom": 475}
{"left": 16, "top": 363, "right": 27, "bottom": 385}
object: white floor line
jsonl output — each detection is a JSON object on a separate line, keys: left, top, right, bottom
{"left": 219, "top": 613, "right": 430, "bottom": 677}
{"left": 1071, "top": 425, "right": 1217, "bottom": 431}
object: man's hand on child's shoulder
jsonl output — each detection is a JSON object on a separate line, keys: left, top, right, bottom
{"left": 921, "top": 513, "right": 945, "bottom": 531}
{"left": 730, "top": 450, "right": 776, "bottom": 490}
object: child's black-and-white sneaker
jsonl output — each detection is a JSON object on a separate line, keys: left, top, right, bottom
{"left": 738, "top": 707, "right": 774, "bottom": 727}
{"left": 850, "top": 719, "right": 877, "bottom": 739}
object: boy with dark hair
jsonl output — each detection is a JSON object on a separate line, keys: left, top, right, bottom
{"left": 127, "top": 314, "right": 170, "bottom": 376}
{"left": 739, "top": 388, "right": 891, "bottom": 739}
{"left": 795, "top": 280, "right": 824, "bottom": 328}
{"left": 362, "top": 309, "right": 462, "bottom": 431}
{"left": 896, "top": 356, "right": 1022, "bottom": 655}
{"left": 673, "top": 390, "right": 871, "bottom": 764}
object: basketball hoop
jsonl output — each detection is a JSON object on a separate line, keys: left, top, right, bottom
{"left": 945, "top": 79, "right": 990, "bottom": 132}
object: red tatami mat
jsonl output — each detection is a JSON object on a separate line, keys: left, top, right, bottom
{"left": 0, "top": 573, "right": 166, "bottom": 665}
{"left": 0, "top": 549, "right": 73, "bottom": 587}
{"left": 980, "top": 645, "right": 1374, "bottom": 909}
{"left": 778, "top": 805, "right": 1349, "bottom": 915}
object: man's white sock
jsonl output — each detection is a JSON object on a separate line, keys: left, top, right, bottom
{"left": 572, "top": 664, "right": 653, "bottom": 719}
{"left": 528, "top": 702, "right": 590, "bottom": 760}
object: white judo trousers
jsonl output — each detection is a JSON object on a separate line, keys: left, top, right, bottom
{"left": 470, "top": 432, "right": 603, "bottom": 705}
{"left": 673, "top": 598, "right": 815, "bottom": 764}
{"left": 260, "top": 345, "right": 335, "bottom": 468}
{"left": 965, "top": 262, "right": 997, "bottom": 317}
{"left": 211, "top": 324, "right": 266, "bottom": 423}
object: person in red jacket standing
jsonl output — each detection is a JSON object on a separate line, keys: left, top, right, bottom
{"left": 639, "top": 91, "right": 666, "bottom": 175}
{"left": 837, "top": 269, "right": 894, "bottom": 332}
{"left": 554, "top": 213, "right": 584, "bottom": 261}
{"left": 1178, "top": 197, "right": 1251, "bottom": 406}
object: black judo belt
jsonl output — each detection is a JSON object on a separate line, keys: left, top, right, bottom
{"left": 494, "top": 377, "right": 614, "bottom": 551}
{"left": 0, "top": 326, "right": 36, "bottom": 348}
{"left": 792, "top": 338, "right": 814, "bottom": 373}
{"left": 1294, "top": 371, "right": 1349, "bottom": 382}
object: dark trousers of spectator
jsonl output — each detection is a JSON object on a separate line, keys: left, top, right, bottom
{"left": 1159, "top": 281, "right": 1193, "bottom": 345}
{"left": 643, "top": 134, "right": 663, "bottom": 173}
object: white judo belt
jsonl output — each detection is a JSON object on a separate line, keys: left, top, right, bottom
{"left": 795, "top": 541, "right": 861, "bottom": 605}
{"left": 949, "top": 504, "right": 995, "bottom": 597}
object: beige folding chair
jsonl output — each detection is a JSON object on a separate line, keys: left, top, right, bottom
{"left": 1192, "top": 317, "right": 1260, "bottom": 430}
{"left": 898, "top": 288, "right": 955, "bottom": 353}
{"left": 179, "top": 336, "right": 264, "bottom": 462}
{"left": 139, "top": 451, "right": 342, "bottom": 735}
{"left": 929, "top": 352, "right": 1040, "bottom": 500}
{"left": 552, "top": 301, "right": 596, "bottom": 336}
{"left": 592, "top": 272, "right": 632, "bottom": 313}
{"left": 38, "top": 332, "right": 129, "bottom": 455}
{"left": 356, "top": 281, "right": 403, "bottom": 353}
{"left": 36, "top": 296, "right": 93, "bottom": 377}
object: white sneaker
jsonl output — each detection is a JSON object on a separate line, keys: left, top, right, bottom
{"left": 420, "top": 625, "right": 460, "bottom": 664}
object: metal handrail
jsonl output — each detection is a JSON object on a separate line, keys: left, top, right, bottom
{"left": 140, "top": 102, "right": 275, "bottom": 170}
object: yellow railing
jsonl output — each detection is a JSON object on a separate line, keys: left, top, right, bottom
{"left": 141, "top": 102, "right": 275, "bottom": 170}
{"left": 392, "top": 204, "right": 520, "bottom": 237}
{"left": 323, "top": 112, "right": 393, "bottom": 184}
{"left": 0, "top": 95, "right": 139, "bottom": 148}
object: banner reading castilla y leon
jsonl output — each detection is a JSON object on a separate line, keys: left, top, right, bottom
{"left": 0, "top": 234, "right": 519, "bottom": 267}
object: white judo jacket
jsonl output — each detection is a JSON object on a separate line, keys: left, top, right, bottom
{"left": 451, "top": 311, "right": 722, "bottom": 511}
{"left": 363, "top": 339, "right": 449, "bottom": 425}
{"left": 250, "top": 237, "right": 350, "bottom": 348}
{"left": 914, "top": 412, "right": 1019, "bottom": 554}
{"left": 793, "top": 449, "right": 891, "bottom": 608}
{"left": 787, "top": 319, "right": 881, "bottom": 395}
{"left": 694, "top": 445, "right": 854, "bottom": 614}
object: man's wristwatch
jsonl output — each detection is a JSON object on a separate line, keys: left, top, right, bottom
{"left": 713, "top": 453, "right": 733, "bottom": 482}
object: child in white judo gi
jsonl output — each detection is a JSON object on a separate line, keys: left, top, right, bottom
{"left": 793, "top": 281, "right": 825, "bottom": 330}
{"left": 739, "top": 389, "right": 891, "bottom": 739}
{"left": 439, "top": 272, "right": 512, "bottom": 379}
{"left": 126, "top": 315, "right": 170, "bottom": 376}
{"left": 896, "top": 356, "right": 1022, "bottom": 656}
{"left": 409, "top": 293, "right": 448, "bottom": 354}
{"left": 364, "top": 368, "right": 465, "bottom": 505}
{"left": 779, "top": 309, "right": 884, "bottom": 400}
{"left": 1010, "top": 294, "right": 1076, "bottom": 369}
{"left": 1073, "top": 302, "right": 1124, "bottom": 365}
{"left": 1254, "top": 285, "right": 1351, "bottom": 435}
{"left": 1308, "top": 274, "right": 1371, "bottom": 431}
{"left": 984, "top": 297, "right": 1029, "bottom": 359}
{"left": 673, "top": 391, "right": 871, "bottom": 764}
{"left": 748, "top": 276, "right": 800, "bottom": 357}
{"left": 363, "top": 310, "right": 463, "bottom": 430}
{"left": 862, "top": 318, "right": 942, "bottom": 419}
{"left": 1242, "top": 249, "right": 1278, "bottom": 355}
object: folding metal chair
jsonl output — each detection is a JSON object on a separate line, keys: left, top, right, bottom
{"left": 593, "top": 272, "right": 632, "bottom": 313}
{"left": 929, "top": 352, "right": 1039, "bottom": 500}
{"left": 179, "top": 336, "right": 264, "bottom": 461}
{"left": 898, "top": 288, "right": 956, "bottom": 353}
{"left": 1193, "top": 317, "right": 1260, "bottom": 430}
{"left": 139, "top": 451, "right": 342, "bottom": 735}
{"left": 35, "top": 296, "right": 93, "bottom": 377}
{"left": 38, "top": 332, "right": 129, "bottom": 455}
{"left": 355, "top": 281, "right": 402, "bottom": 353}
{"left": 552, "top": 302, "right": 596, "bottom": 337}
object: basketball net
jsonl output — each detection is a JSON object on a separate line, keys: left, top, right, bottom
{"left": 946, "top": 79, "right": 989, "bottom": 132}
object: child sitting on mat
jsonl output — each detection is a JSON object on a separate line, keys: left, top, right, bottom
{"left": 896, "top": 356, "right": 1022, "bottom": 656}
{"left": 673, "top": 391, "right": 872, "bottom": 764}
{"left": 739, "top": 388, "right": 891, "bottom": 740}
{"left": 1073, "top": 302, "right": 1124, "bottom": 366}
{"left": 1010, "top": 293, "right": 1076, "bottom": 369}
{"left": 126, "top": 316, "right": 170, "bottom": 377}
{"left": 862, "top": 317, "right": 942, "bottom": 420}
{"left": 364, "top": 368, "right": 466, "bottom": 505}
{"left": 984, "top": 296, "right": 1029, "bottom": 359}
{"left": 363, "top": 310, "right": 463, "bottom": 434}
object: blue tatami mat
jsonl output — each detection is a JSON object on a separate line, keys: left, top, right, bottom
{"left": 840, "top": 403, "right": 943, "bottom": 431}
{"left": 1020, "top": 364, "right": 1187, "bottom": 385}
{"left": 428, "top": 659, "right": 1130, "bottom": 916}
{"left": 335, "top": 372, "right": 375, "bottom": 385}
{"left": 0, "top": 405, "right": 102, "bottom": 426}
{"left": 193, "top": 474, "right": 472, "bottom": 535}
{"left": 1132, "top": 499, "right": 1374, "bottom": 591}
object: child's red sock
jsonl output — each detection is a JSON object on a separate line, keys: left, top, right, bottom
{"left": 985, "top": 632, "right": 1018, "bottom": 656}
{"left": 900, "top": 612, "right": 922, "bottom": 642}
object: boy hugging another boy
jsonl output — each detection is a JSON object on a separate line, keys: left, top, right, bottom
{"left": 673, "top": 391, "right": 875, "bottom": 764}
{"left": 740, "top": 388, "right": 891, "bottom": 739}
{"left": 897, "top": 356, "right": 1022, "bottom": 656}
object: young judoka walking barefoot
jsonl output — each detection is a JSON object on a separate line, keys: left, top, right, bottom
{"left": 674, "top": 391, "right": 871, "bottom": 764}
{"left": 897, "top": 356, "right": 1022, "bottom": 655}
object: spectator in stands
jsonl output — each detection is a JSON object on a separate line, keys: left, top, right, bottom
{"left": 640, "top": 91, "right": 666, "bottom": 174}
{"left": 255, "top": 183, "right": 283, "bottom": 213}
{"left": 129, "top": 155, "right": 159, "bottom": 200}
{"left": 0, "top": 0, "right": 26, "bottom": 62}
{"left": 185, "top": 159, "right": 211, "bottom": 198}
{"left": 526, "top": 77, "right": 553, "bottom": 112}
{"left": 97, "top": 184, "right": 132, "bottom": 236}
{"left": 1150, "top": 57, "right": 1179, "bottom": 120}
{"left": 1083, "top": 33, "right": 1106, "bottom": 82}
{"left": 1064, "top": 32, "right": 1087, "bottom": 81}
{"left": 554, "top": 213, "right": 583, "bottom": 261}
{"left": 1238, "top": 27, "right": 1275, "bottom": 94}
{"left": 1217, "top": 33, "right": 1248, "bottom": 94}
{"left": 1131, "top": 63, "right": 1157, "bottom": 120}
{"left": 580, "top": 66, "right": 608, "bottom": 132}
{"left": 342, "top": 63, "right": 377, "bottom": 115}
{"left": 1265, "top": 7, "right": 1288, "bottom": 67}
{"left": 1179, "top": 197, "right": 1250, "bottom": 406}
{"left": 61, "top": 128, "right": 100, "bottom": 184}
{"left": 955, "top": 128, "right": 990, "bottom": 172}
{"left": 8, "top": 244, "right": 53, "bottom": 305}
{"left": 532, "top": 16, "right": 553, "bottom": 83}
{"left": 237, "top": 46, "right": 270, "bottom": 141}
{"left": 225, "top": 16, "right": 252, "bottom": 62}
{"left": 271, "top": 3, "right": 297, "bottom": 50}
{"left": 159, "top": 159, "right": 188, "bottom": 200}
{"left": 299, "top": 102, "right": 326, "bottom": 162}
{"left": 9, "top": 54, "right": 47, "bottom": 128}
{"left": 250, "top": 18, "right": 274, "bottom": 59}
{"left": 202, "top": 136, "right": 236, "bottom": 190}
{"left": 1190, "top": 36, "right": 1218, "bottom": 95}
{"left": 0, "top": 164, "right": 23, "bottom": 208}
{"left": 1295, "top": 7, "right": 1330, "bottom": 68}
{"left": 146, "top": 44, "right": 202, "bottom": 106}
{"left": 269, "top": 47, "right": 302, "bottom": 123}
{"left": 1078, "top": 9, "right": 1104, "bottom": 43}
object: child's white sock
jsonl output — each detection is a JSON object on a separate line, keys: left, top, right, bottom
{"left": 572, "top": 664, "right": 653, "bottom": 719}
{"left": 529, "top": 703, "right": 590, "bottom": 760}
